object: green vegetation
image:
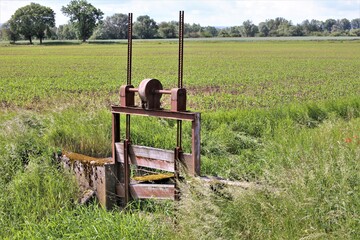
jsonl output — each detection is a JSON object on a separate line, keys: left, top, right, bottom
{"left": 61, "top": 0, "right": 104, "bottom": 42}
{"left": 7, "top": 3, "right": 55, "bottom": 44}
{"left": 0, "top": 40, "right": 359, "bottom": 239}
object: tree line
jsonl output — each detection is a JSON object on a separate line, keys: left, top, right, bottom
{"left": 1, "top": 0, "right": 360, "bottom": 44}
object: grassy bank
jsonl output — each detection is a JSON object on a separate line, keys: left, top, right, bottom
{"left": 0, "top": 41, "right": 359, "bottom": 239}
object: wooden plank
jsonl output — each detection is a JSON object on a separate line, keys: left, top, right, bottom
{"left": 132, "top": 156, "right": 174, "bottom": 172}
{"left": 115, "top": 143, "right": 192, "bottom": 172}
{"left": 131, "top": 145, "right": 175, "bottom": 162}
{"left": 116, "top": 143, "right": 173, "bottom": 162}
{"left": 130, "top": 184, "right": 175, "bottom": 200}
{"left": 117, "top": 183, "right": 174, "bottom": 199}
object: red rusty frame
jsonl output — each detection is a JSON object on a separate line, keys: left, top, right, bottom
{"left": 111, "top": 106, "right": 200, "bottom": 205}
{"left": 112, "top": 11, "right": 197, "bottom": 206}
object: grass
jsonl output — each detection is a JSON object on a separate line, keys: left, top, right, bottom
{"left": 0, "top": 40, "right": 359, "bottom": 239}
{"left": 1, "top": 41, "right": 360, "bottom": 110}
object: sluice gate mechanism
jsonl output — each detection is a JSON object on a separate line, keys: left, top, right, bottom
{"left": 61, "top": 11, "right": 201, "bottom": 209}
{"left": 112, "top": 11, "right": 201, "bottom": 207}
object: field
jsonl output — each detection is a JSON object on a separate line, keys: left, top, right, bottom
{"left": 0, "top": 40, "right": 359, "bottom": 239}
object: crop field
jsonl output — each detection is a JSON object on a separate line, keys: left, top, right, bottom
{"left": 0, "top": 40, "right": 359, "bottom": 239}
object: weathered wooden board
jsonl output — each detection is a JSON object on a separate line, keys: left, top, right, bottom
{"left": 116, "top": 183, "right": 175, "bottom": 200}
{"left": 115, "top": 143, "right": 192, "bottom": 172}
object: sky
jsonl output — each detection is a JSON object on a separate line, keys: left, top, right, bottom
{"left": 1, "top": 0, "right": 360, "bottom": 26}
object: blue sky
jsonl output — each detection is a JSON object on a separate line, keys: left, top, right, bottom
{"left": 1, "top": 0, "right": 360, "bottom": 26}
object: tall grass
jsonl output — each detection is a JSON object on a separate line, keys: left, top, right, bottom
{"left": 174, "top": 117, "right": 360, "bottom": 239}
{"left": 0, "top": 114, "right": 78, "bottom": 237}
{"left": 1, "top": 41, "right": 360, "bottom": 238}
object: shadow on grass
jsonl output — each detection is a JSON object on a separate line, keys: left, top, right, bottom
{"left": 86, "top": 40, "right": 127, "bottom": 44}
{"left": 42, "top": 41, "right": 82, "bottom": 46}
{"left": 2, "top": 40, "right": 128, "bottom": 46}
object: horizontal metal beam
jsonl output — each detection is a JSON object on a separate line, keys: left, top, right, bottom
{"left": 111, "top": 105, "right": 199, "bottom": 121}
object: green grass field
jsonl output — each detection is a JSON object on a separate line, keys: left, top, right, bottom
{"left": 0, "top": 40, "right": 359, "bottom": 239}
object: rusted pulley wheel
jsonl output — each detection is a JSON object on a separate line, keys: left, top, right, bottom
{"left": 138, "top": 79, "right": 163, "bottom": 110}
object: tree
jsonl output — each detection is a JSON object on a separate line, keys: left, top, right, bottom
{"left": 288, "top": 24, "right": 304, "bottom": 36}
{"left": 350, "top": 28, "right": 360, "bottom": 36}
{"left": 102, "top": 13, "right": 128, "bottom": 39}
{"left": 57, "top": 23, "right": 77, "bottom": 40}
{"left": 302, "top": 19, "right": 323, "bottom": 35}
{"left": 351, "top": 18, "right": 360, "bottom": 29}
{"left": 1, "top": 21, "right": 20, "bottom": 43}
{"left": 61, "top": 0, "right": 103, "bottom": 42}
{"left": 276, "top": 22, "right": 292, "bottom": 36}
{"left": 185, "top": 23, "right": 202, "bottom": 38}
{"left": 229, "top": 26, "right": 241, "bottom": 37}
{"left": 241, "top": 20, "right": 258, "bottom": 37}
{"left": 91, "top": 13, "right": 128, "bottom": 40}
{"left": 9, "top": 3, "right": 55, "bottom": 44}
{"left": 134, "top": 15, "right": 158, "bottom": 39}
{"left": 218, "top": 29, "right": 230, "bottom": 37}
{"left": 263, "top": 18, "right": 291, "bottom": 36}
{"left": 45, "top": 26, "right": 57, "bottom": 40}
{"left": 339, "top": 18, "right": 351, "bottom": 31}
{"left": 158, "top": 21, "right": 177, "bottom": 38}
{"left": 258, "top": 22, "right": 269, "bottom": 37}
{"left": 201, "top": 26, "right": 218, "bottom": 37}
{"left": 324, "top": 19, "right": 337, "bottom": 32}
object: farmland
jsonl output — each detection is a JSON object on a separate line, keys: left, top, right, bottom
{"left": 0, "top": 40, "right": 359, "bottom": 239}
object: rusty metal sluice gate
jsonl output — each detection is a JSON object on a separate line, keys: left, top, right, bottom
{"left": 60, "top": 11, "right": 200, "bottom": 209}
{"left": 111, "top": 11, "right": 201, "bottom": 208}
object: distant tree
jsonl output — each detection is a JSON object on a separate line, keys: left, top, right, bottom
{"left": 271, "top": 17, "right": 289, "bottom": 30}
{"left": 302, "top": 19, "right": 323, "bottom": 35}
{"left": 98, "top": 13, "right": 128, "bottom": 39}
{"left": 263, "top": 18, "right": 291, "bottom": 36}
{"left": 277, "top": 21, "right": 292, "bottom": 36}
{"left": 201, "top": 26, "right": 218, "bottom": 37}
{"left": 229, "top": 26, "right": 241, "bottom": 37}
{"left": 218, "top": 28, "right": 230, "bottom": 37}
{"left": 265, "top": 19, "right": 276, "bottom": 33}
{"left": 331, "top": 23, "right": 342, "bottom": 33}
{"left": 91, "top": 13, "right": 128, "bottom": 40}
{"left": 350, "top": 28, "right": 360, "bottom": 36}
{"left": 9, "top": 3, "right": 55, "bottom": 44}
{"left": 288, "top": 24, "right": 304, "bottom": 36}
{"left": 133, "top": 15, "right": 158, "bottom": 39}
{"left": 61, "top": 0, "right": 103, "bottom": 42}
{"left": 90, "top": 25, "right": 107, "bottom": 40}
{"left": 241, "top": 20, "right": 258, "bottom": 37}
{"left": 351, "top": 18, "right": 360, "bottom": 29}
{"left": 158, "top": 21, "right": 177, "bottom": 38}
{"left": 46, "top": 26, "right": 58, "bottom": 40}
{"left": 57, "top": 23, "right": 77, "bottom": 40}
{"left": 184, "top": 23, "right": 202, "bottom": 38}
{"left": 311, "top": 20, "right": 323, "bottom": 32}
{"left": 339, "top": 18, "right": 351, "bottom": 31}
{"left": 1, "top": 21, "right": 20, "bottom": 42}
{"left": 258, "top": 22, "right": 269, "bottom": 36}
{"left": 324, "top": 19, "right": 337, "bottom": 32}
